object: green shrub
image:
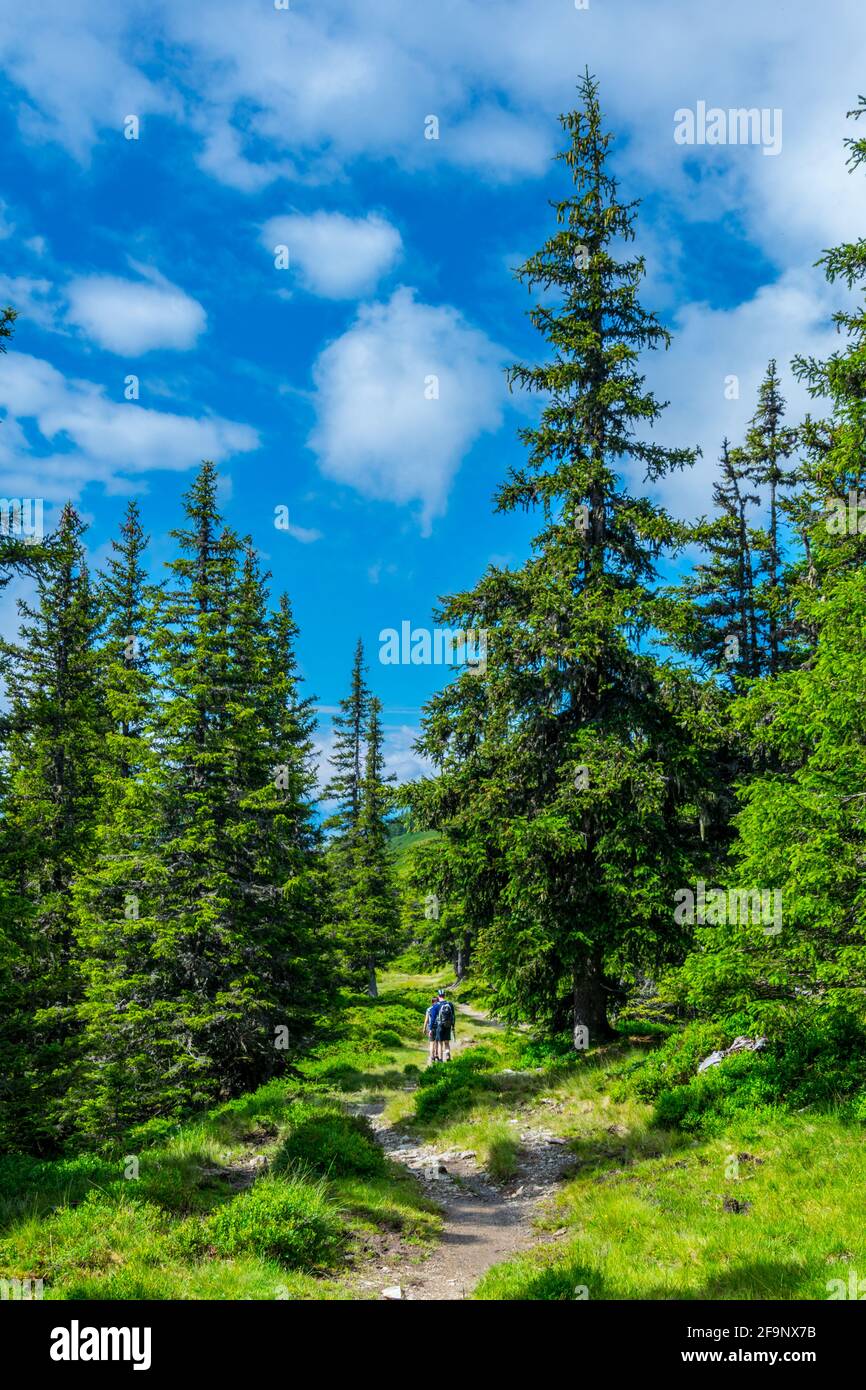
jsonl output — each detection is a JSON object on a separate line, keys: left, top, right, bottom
{"left": 273, "top": 1104, "right": 386, "bottom": 1179}
{"left": 653, "top": 1051, "right": 780, "bottom": 1133}
{"left": 518, "top": 1033, "right": 581, "bottom": 1067}
{"left": 416, "top": 1047, "right": 497, "bottom": 1089}
{"left": 415, "top": 1081, "right": 478, "bottom": 1124}
{"left": 206, "top": 1177, "right": 341, "bottom": 1269}
{"left": 643, "top": 1010, "right": 866, "bottom": 1133}
{"left": 628, "top": 1021, "right": 734, "bottom": 1101}
{"left": 413, "top": 1050, "right": 500, "bottom": 1123}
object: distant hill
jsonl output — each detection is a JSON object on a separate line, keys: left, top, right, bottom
{"left": 388, "top": 828, "right": 439, "bottom": 870}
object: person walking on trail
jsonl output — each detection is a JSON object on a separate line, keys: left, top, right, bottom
{"left": 423, "top": 996, "right": 442, "bottom": 1063}
{"left": 434, "top": 990, "right": 456, "bottom": 1062}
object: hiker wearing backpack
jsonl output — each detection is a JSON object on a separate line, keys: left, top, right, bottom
{"left": 434, "top": 991, "right": 456, "bottom": 1061}
{"left": 423, "top": 996, "right": 441, "bottom": 1063}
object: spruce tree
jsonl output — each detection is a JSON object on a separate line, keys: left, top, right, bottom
{"left": 325, "top": 649, "right": 402, "bottom": 993}
{"left": 743, "top": 361, "right": 797, "bottom": 676}
{"left": 677, "top": 441, "right": 761, "bottom": 686}
{"left": 324, "top": 639, "right": 370, "bottom": 839}
{"left": 69, "top": 503, "right": 159, "bottom": 1135}
{"left": 323, "top": 640, "right": 369, "bottom": 968}
{"left": 73, "top": 466, "right": 330, "bottom": 1135}
{"left": 411, "top": 74, "right": 721, "bottom": 1044}
{"left": 342, "top": 696, "right": 401, "bottom": 996}
{"left": 682, "top": 96, "right": 866, "bottom": 1026}
{"left": 0, "top": 504, "right": 104, "bottom": 1150}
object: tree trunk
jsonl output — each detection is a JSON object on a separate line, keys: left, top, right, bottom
{"left": 366, "top": 962, "right": 378, "bottom": 998}
{"left": 455, "top": 939, "right": 471, "bottom": 980}
{"left": 572, "top": 951, "right": 608, "bottom": 1050}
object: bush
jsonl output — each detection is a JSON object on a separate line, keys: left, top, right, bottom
{"left": 414, "top": 1050, "right": 499, "bottom": 1123}
{"left": 653, "top": 1052, "right": 779, "bottom": 1133}
{"left": 518, "top": 1033, "right": 580, "bottom": 1067}
{"left": 273, "top": 1104, "right": 386, "bottom": 1179}
{"left": 206, "top": 1177, "right": 341, "bottom": 1268}
{"left": 628, "top": 1021, "right": 734, "bottom": 1102}
{"left": 415, "top": 1081, "right": 478, "bottom": 1124}
{"left": 640, "top": 1009, "right": 866, "bottom": 1133}
{"left": 416, "top": 1046, "right": 497, "bottom": 1089}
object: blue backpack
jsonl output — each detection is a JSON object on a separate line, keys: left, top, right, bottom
{"left": 437, "top": 1000, "right": 454, "bottom": 1029}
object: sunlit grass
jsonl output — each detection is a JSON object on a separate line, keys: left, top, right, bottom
{"left": 473, "top": 1082, "right": 866, "bottom": 1300}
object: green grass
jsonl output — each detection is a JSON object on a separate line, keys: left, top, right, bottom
{"left": 471, "top": 1049, "right": 866, "bottom": 1300}
{"left": 6, "top": 968, "right": 859, "bottom": 1302}
{"left": 205, "top": 1175, "right": 342, "bottom": 1268}
{"left": 0, "top": 981, "right": 445, "bottom": 1301}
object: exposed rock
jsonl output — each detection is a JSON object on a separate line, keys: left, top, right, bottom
{"left": 698, "top": 1036, "right": 767, "bottom": 1073}
{"left": 381, "top": 1286, "right": 403, "bottom": 1300}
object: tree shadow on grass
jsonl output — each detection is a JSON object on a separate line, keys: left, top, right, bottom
{"left": 476, "top": 1251, "right": 811, "bottom": 1301}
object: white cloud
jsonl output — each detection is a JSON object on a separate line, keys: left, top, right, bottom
{"left": 197, "top": 120, "right": 296, "bottom": 192}
{"left": 0, "top": 350, "right": 258, "bottom": 500}
{"left": 0, "top": 274, "right": 61, "bottom": 332}
{"left": 261, "top": 211, "right": 402, "bottom": 299}
{"left": 283, "top": 519, "right": 323, "bottom": 544}
{"left": 382, "top": 723, "right": 435, "bottom": 785}
{"left": 65, "top": 269, "right": 206, "bottom": 354}
{"left": 308, "top": 287, "right": 505, "bottom": 532}
{"left": 447, "top": 105, "right": 552, "bottom": 179}
{"left": 0, "top": 0, "right": 175, "bottom": 162}
{"left": 2, "top": 0, "right": 864, "bottom": 261}
{"left": 637, "top": 267, "right": 841, "bottom": 519}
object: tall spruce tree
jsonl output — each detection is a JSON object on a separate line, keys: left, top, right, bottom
{"left": 69, "top": 503, "right": 159, "bottom": 1134}
{"left": 325, "top": 648, "right": 401, "bottom": 993}
{"left": 743, "top": 361, "right": 797, "bottom": 676}
{"left": 72, "top": 466, "right": 329, "bottom": 1136}
{"left": 677, "top": 441, "right": 761, "bottom": 686}
{"left": 680, "top": 97, "right": 866, "bottom": 1026}
{"left": 324, "top": 639, "right": 370, "bottom": 837}
{"left": 342, "top": 696, "right": 401, "bottom": 996}
{"left": 0, "top": 504, "right": 104, "bottom": 1150}
{"left": 323, "top": 641, "right": 368, "bottom": 970}
{"left": 411, "top": 74, "right": 722, "bottom": 1044}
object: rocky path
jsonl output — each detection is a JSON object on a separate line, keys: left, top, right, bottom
{"left": 350, "top": 1007, "right": 574, "bottom": 1301}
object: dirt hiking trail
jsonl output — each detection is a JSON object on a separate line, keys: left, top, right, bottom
{"left": 351, "top": 1002, "right": 574, "bottom": 1300}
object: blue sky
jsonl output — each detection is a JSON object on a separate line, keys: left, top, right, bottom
{"left": 0, "top": 0, "right": 863, "bottom": 785}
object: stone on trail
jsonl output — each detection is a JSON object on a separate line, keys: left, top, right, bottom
{"left": 381, "top": 1286, "right": 403, "bottom": 1300}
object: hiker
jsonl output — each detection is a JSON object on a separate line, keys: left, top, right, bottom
{"left": 434, "top": 990, "right": 456, "bottom": 1062}
{"left": 423, "top": 995, "right": 441, "bottom": 1063}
